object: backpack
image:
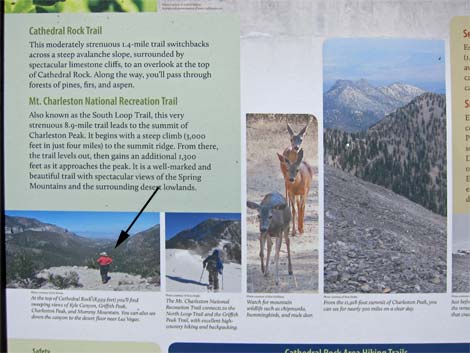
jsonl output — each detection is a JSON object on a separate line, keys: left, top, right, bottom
{"left": 205, "top": 252, "right": 223, "bottom": 274}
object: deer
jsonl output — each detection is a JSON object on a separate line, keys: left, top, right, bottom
{"left": 247, "top": 192, "right": 292, "bottom": 285}
{"left": 281, "top": 121, "right": 310, "bottom": 201}
{"left": 277, "top": 148, "right": 313, "bottom": 236}
{"left": 283, "top": 121, "right": 310, "bottom": 165}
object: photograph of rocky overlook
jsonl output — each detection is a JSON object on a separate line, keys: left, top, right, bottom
{"left": 5, "top": 211, "right": 160, "bottom": 291}
{"left": 323, "top": 39, "right": 447, "bottom": 293}
{"left": 453, "top": 216, "right": 470, "bottom": 293}
{"left": 165, "top": 213, "right": 241, "bottom": 293}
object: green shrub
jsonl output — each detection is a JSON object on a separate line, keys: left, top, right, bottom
{"left": 47, "top": 271, "right": 82, "bottom": 289}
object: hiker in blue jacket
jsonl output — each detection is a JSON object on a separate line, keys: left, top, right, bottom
{"left": 203, "top": 249, "right": 223, "bottom": 291}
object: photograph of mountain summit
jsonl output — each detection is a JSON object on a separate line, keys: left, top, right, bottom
{"left": 323, "top": 39, "right": 447, "bottom": 293}
{"left": 165, "top": 212, "right": 241, "bottom": 293}
{"left": 5, "top": 210, "right": 160, "bottom": 291}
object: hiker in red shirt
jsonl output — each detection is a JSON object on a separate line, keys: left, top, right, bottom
{"left": 97, "top": 252, "right": 113, "bottom": 284}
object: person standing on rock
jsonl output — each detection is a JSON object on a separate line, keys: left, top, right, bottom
{"left": 203, "top": 249, "right": 224, "bottom": 291}
{"left": 97, "top": 252, "right": 113, "bottom": 284}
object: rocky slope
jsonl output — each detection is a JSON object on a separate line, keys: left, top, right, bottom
{"left": 111, "top": 225, "right": 160, "bottom": 282}
{"left": 325, "top": 93, "right": 446, "bottom": 216}
{"left": 324, "top": 79, "right": 425, "bottom": 132}
{"left": 5, "top": 215, "right": 102, "bottom": 282}
{"left": 166, "top": 219, "right": 241, "bottom": 263}
{"left": 453, "top": 253, "right": 470, "bottom": 293}
{"left": 324, "top": 165, "right": 446, "bottom": 293}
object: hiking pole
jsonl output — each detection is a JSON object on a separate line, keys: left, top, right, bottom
{"left": 199, "top": 267, "right": 205, "bottom": 283}
{"left": 222, "top": 272, "right": 224, "bottom": 290}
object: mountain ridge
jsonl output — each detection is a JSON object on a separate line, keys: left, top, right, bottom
{"left": 166, "top": 218, "right": 241, "bottom": 263}
{"left": 325, "top": 92, "right": 446, "bottom": 216}
{"left": 6, "top": 215, "right": 75, "bottom": 236}
{"left": 324, "top": 79, "right": 425, "bottom": 132}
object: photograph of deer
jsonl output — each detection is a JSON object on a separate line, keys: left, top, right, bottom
{"left": 246, "top": 114, "right": 319, "bottom": 293}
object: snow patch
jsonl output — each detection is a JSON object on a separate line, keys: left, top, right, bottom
{"left": 166, "top": 249, "right": 241, "bottom": 292}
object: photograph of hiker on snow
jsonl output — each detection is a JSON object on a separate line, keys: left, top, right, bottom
{"left": 246, "top": 114, "right": 319, "bottom": 293}
{"left": 5, "top": 210, "right": 160, "bottom": 291}
{"left": 165, "top": 212, "right": 241, "bottom": 293}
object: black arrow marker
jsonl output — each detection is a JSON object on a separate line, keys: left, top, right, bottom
{"left": 115, "top": 186, "right": 161, "bottom": 248}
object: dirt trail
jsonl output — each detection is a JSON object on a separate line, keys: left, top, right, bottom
{"left": 246, "top": 115, "right": 319, "bottom": 293}
{"left": 247, "top": 222, "right": 319, "bottom": 293}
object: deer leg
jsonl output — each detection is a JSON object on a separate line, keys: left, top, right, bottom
{"left": 290, "top": 194, "right": 297, "bottom": 236}
{"left": 284, "top": 187, "right": 290, "bottom": 217}
{"left": 265, "top": 236, "right": 273, "bottom": 276}
{"left": 285, "top": 229, "right": 293, "bottom": 275}
{"left": 296, "top": 197, "right": 303, "bottom": 234}
{"left": 274, "top": 236, "right": 282, "bottom": 285}
{"left": 298, "top": 196, "right": 305, "bottom": 234}
{"left": 259, "top": 234, "right": 266, "bottom": 274}
{"left": 285, "top": 182, "right": 289, "bottom": 204}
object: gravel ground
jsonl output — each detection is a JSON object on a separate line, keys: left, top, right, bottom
{"left": 453, "top": 253, "right": 470, "bottom": 293}
{"left": 33, "top": 266, "right": 160, "bottom": 291}
{"left": 324, "top": 165, "right": 447, "bottom": 293}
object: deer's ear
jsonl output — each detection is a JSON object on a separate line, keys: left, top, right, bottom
{"left": 276, "top": 153, "right": 285, "bottom": 163}
{"left": 247, "top": 201, "right": 260, "bottom": 210}
{"left": 287, "top": 123, "right": 294, "bottom": 137}
{"left": 299, "top": 122, "right": 309, "bottom": 136}
{"left": 296, "top": 149, "right": 304, "bottom": 163}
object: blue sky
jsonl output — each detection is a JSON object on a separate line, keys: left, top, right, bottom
{"left": 5, "top": 210, "right": 159, "bottom": 239}
{"left": 165, "top": 212, "right": 240, "bottom": 240}
{"left": 323, "top": 38, "right": 446, "bottom": 93}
